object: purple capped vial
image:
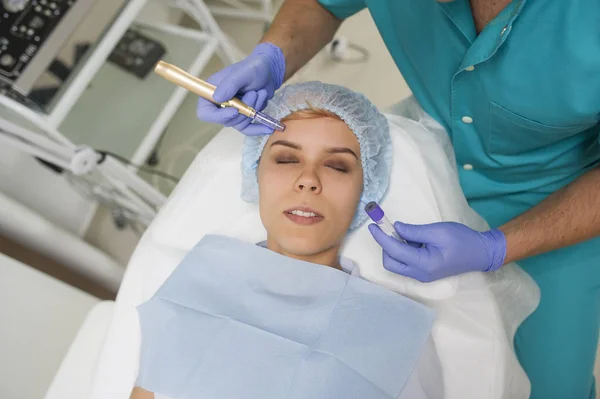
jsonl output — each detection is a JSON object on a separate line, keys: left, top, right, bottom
{"left": 365, "top": 202, "right": 406, "bottom": 242}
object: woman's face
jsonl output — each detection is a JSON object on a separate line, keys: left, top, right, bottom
{"left": 257, "top": 117, "right": 363, "bottom": 261}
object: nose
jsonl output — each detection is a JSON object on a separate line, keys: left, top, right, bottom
{"left": 294, "top": 169, "right": 322, "bottom": 194}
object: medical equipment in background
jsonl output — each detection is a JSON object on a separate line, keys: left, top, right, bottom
{"left": 107, "top": 28, "right": 167, "bottom": 79}
{"left": 0, "top": 0, "right": 258, "bottom": 292}
{"left": 0, "top": 65, "right": 164, "bottom": 294}
{"left": 154, "top": 60, "right": 286, "bottom": 132}
{"left": 365, "top": 201, "right": 408, "bottom": 243}
{"left": 1, "top": 0, "right": 249, "bottom": 164}
{"left": 0, "top": 106, "right": 165, "bottom": 227}
{"left": 0, "top": 0, "right": 248, "bottom": 97}
{"left": 25, "top": 27, "right": 168, "bottom": 108}
{"left": 0, "top": 0, "right": 98, "bottom": 94}
{"left": 0, "top": 0, "right": 249, "bottom": 223}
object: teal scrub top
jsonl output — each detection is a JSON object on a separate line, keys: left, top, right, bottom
{"left": 318, "top": 0, "right": 600, "bottom": 228}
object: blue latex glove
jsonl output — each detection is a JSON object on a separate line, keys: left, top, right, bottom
{"left": 368, "top": 221, "right": 507, "bottom": 283}
{"left": 196, "top": 42, "right": 286, "bottom": 136}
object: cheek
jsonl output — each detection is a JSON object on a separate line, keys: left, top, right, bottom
{"left": 325, "top": 173, "right": 364, "bottom": 214}
{"left": 257, "top": 167, "right": 289, "bottom": 212}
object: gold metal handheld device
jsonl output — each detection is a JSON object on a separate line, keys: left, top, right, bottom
{"left": 154, "top": 61, "right": 285, "bottom": 132}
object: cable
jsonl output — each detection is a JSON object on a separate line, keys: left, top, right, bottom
{"left": 0, "top": 86, "right": 48, "bottom": 114}
{"left": 151, "top": 124, "right": 169, "bottom": 155}
{"left": 145, "top": 121, "right": 173, "bottom": 167}
{"left": 96, "top": 150, "right": 180, "bottom": 184}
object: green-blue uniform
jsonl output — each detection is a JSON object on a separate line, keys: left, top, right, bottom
{"left": 317, "top": 0, "right": 600, "bottom": 397}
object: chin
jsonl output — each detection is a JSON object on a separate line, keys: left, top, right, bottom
{"left": 278, "top": 235, "right": 328, "bottom": 257}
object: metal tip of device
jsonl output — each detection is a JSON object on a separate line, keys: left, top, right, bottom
{"left": 254, "top": 111, "right": 286, "bottom": 132}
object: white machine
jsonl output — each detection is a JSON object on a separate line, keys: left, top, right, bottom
{"left": 45, "top": 98, "right": 540, "bottom": 399}
{"left": 0, "top": 0, "right": 271, "bottom": 290}
{"left": 0, "top": 0, "right": 252, "bottom": 228}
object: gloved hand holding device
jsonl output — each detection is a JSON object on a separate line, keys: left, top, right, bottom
{"left": 196, "top": 43, "right": 286, "bottom": 136}
{"left": 369, "top": 221, "right": 507, "bottom": 282}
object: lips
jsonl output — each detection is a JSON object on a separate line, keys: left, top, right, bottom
{"left": 284, "top": 206, "right": 324, "bottom": 226}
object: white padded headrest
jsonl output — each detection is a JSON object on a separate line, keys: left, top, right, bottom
{"left": 150, "top": 114, "right": 488, "bottom": 300}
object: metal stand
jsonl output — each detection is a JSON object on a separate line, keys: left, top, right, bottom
{"left": 208, "top": 0, "right": 274, "bottom": 23}
{"left": 0, "top": 0, "right": 245, "bottom": 227}
{"left": 0, "top": 0, "right": 247, "bottom": 289}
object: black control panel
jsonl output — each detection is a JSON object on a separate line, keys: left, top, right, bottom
{"left": 0, "top": 0, "right": 79, "bottom": 86}
{"left": 108, "top": 29, "right": 166, "bottom": 79}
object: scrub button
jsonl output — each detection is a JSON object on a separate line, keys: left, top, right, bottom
{"left": 461, "top": 116, "right": 473, "bottom": 124}
{"left": 501, "top": 26, "right": 507, "bottom": 36}
{"left": 463, "top": 164, "right": 474, "bottom": 171}
{"left": 465, "top": 65, "right": 475, "bottom": 71}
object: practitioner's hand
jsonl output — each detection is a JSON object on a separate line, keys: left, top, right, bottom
{"left": 196, "top": 43, "right": 286, "bottom": 136}
{"left": 368, "top": 221, "right": 507, "bottom": 282}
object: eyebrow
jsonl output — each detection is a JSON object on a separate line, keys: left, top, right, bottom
{"left": 270, "top": 140, "right": 359, "bottom": 160}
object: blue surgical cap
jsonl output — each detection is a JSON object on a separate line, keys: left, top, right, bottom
{"left": 241, "top": 81, "right": 392, "bottom": 230}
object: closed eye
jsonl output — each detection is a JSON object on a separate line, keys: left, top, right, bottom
{"left": 276, "top": 160, "right": 298, "bottom": 164}
{"left": 326, "top": 164, "right": 348, "bottom": 173}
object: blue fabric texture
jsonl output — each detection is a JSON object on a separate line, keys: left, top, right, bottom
{"left": 136, "top": 235, "right": 434, "bottom": 399}
{"left": 241, "top": 81, "right": 392, "bottom": 230}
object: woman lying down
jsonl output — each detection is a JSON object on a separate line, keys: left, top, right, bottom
{"left": 130, "top": 82, "right": 444, "bottom": 399}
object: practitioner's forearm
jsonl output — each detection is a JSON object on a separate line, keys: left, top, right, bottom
{"left": 500, "top": 166, "right": 600, "bottom": 263}
{"left": 261, "top": 0, "right": 342, "bottom": 80}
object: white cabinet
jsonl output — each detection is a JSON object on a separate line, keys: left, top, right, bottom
{"left": 0, "top": 253, "right": 100, "bottom": 399}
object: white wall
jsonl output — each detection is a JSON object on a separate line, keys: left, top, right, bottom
{"left": 0, "top": 253, "right": 99, "bottom": 399}
{"left": 137, "top": 0, "right": 185, "bottom": 25}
